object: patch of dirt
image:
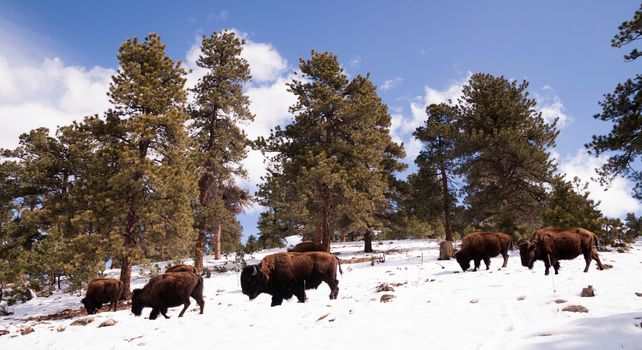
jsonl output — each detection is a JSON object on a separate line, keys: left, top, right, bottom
{"left": 554, "top": 299, "right": 567, "bottom": 304}
{"left": 23, "top": 301, "right": 131, "bottom": 322}
{"left": 380, "top": 294, "right": 395, "bottom": 303}
{"left": 562, "top": 305, "right": 589, "bottom": 313}
{"left": 375, "top": 283, "right": 395, "bottom": 292}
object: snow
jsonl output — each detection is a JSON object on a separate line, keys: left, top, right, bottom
{"left": 1, "top": 239, "right": 641, "bottom": 350}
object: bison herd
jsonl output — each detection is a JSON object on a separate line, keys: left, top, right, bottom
{"left": 80, "top": 227, "right": 606, "bottom": 319}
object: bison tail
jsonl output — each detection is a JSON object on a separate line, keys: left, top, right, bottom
{"left": 336, "top": 256, "right": 343, "bottom": 276}
{"left": 117, "top": 280, "right": 124, "bottom": 299}
{"left": 194, "top": 275, "right": 204, "bottom": 297}
{"left": 593, "top": 233, "right": 600, "bottom": 251}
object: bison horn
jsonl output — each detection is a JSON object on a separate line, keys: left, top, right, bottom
{"left": 251, "top": 265, "right": 258, "bottom": 277}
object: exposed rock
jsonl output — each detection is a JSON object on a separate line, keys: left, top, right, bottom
{"left": 554, "top": 299, "right": 567, "bottom": 304}
{"left": 380, "top": 294, "right": 395, "bottom": 303}
{"left": 516, "top": 296, "right": 526, "bottom": 301}
{"left": 562, "top": 305, "right": 589, "bottom": 313}
{"left": 56, "top": 326, "right": 65, "bottom": 332}
{"left": 635, "top": 292, "right": 642, "bottom": 297}
{"left": 20, "top": 327, "right": 34, "bottom": 335}
{"left": 0, "top": 329, "right": 9, "bottom": 336}
{"left": 70, "top": 317, "right": 94, "bottom": 326}
{"left": 469, "top": 299, "right": 479, "bottom": 304}
{"left": 98, "top": 318, "right": 117, "bottom": 328}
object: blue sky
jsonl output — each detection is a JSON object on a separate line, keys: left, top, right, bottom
{"left": 1, "top": 1, "right": 640, "bottom": 240}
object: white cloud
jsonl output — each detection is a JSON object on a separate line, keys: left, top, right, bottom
{"left": 535, "top": 86, "right": 570, "bottom": 127}
{"left": 558, "top": 149, "right": 642, "bottom": 218}
{"left": 390, "top": 74, "right": 469, "bottom": 163}
{"left": 349, "top": 55, "right": 361, "bottom": 68}
{"left": 0, "top": 56, "right": 114, "bottom": 149}
{"left": 379, "top": 77, "right": 402, "bottom": 92}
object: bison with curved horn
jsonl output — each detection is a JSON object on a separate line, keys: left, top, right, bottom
{"left": 241, "top": 252, "right": 342, "bottom": 307}
{"left": 131, "top": 272, "right": 204, "bottom": 320}
{"left": 519, "top": 227, "right": 605, "bottom": 275}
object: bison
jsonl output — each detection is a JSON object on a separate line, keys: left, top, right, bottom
{"left": 81, "top": 278, "right": 123, "bottom": 315}
{"left": 519, "top": 227, "right": 605, "bottom": 275}
{"left": 241, "top": 252, "right": 342, "bottom": 307}
{"left": 165, "top": 264, "right": 197, "bottom": 274}
{"left": 454, "top": 232, "right": 511, "bottom": 272}
{"left": 131, "top": 272, "right": 204, "bottom": 320}
{"left": 287, "top": 241, "right": 325, "bottom": 253}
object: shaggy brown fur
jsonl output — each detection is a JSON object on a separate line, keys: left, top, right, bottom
{"left": 519, "top": 227, "right": 604, "bottom": 275}
{"left": 241, "top": 252, "right": 342, "bottom": 307}
{"left": 454, "top": 232, "right": 511, "bottom": 271}
{"left": 287, "top": 241, "right": 325, "bottom": 253}
{"left": 131, "top": 272, "right": 204, "bottom": 320}
{"left": 81, "top": 278, "right": 123, "bottom": 315}
{"left": 165, "top": 264, "right": 197, "bottom": 274}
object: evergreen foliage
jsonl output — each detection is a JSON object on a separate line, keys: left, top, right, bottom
{"left": 189, "top": 31, "right": 253, "bottom": 269}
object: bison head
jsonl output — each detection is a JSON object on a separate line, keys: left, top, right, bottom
{"left": 240, "top": 265, "right": 264, "bottom": 300}
{"left": 519, "top": 242, "right": 536, "bottom": 269}
{"left": 131, "top": 288, "right": 144, "bottom": 316}
{"left": 81, "top": 297, "right": 99, "bottom": 315}
{"left": 454, "top": 251, "right": 470, "bottom": 271}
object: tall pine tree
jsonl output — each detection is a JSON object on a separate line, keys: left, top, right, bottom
{"left": 97, "top": 33, "right": 196, "bottom": 298}
{"left": 457, "top": 73, "right": 558, "bottom": 236}
{"left": 189, "top": 31, "right": 253, "bottom": 270}
{"left": 586, "top": 4, "right": 642, "bottom": 199}
{"left": 258, "top": 51, "right": 404, "bottom": 252}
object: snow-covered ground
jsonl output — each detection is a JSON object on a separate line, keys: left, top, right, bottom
{"left": 1, "top": 239, "right": 641, "bottom": 350}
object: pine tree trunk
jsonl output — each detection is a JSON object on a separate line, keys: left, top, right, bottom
{"left": 364, "top": 231, "right": 373, "bottom": 253}
{"left": 439, "top": 162, "right": 452, "bottom": 242}
{"left": 322, "top": 200, "right": 331, "bottom": 252}
{"left": 119, "top": 254, "right": 132, "bottom": 300}
{"left": 341, "top": 228, "right": 347, "bottom": 242}
{"left": 438, "top": 240, "right": 455, "bottom": 260}
{"left": 194, "top": 227, "right": 206, "bottom": 272}
{"left": 214, "top": 222, "right": 222, "bottom": 260}
{"left": 315, "top": 220, "right": 323, "bottom": 244}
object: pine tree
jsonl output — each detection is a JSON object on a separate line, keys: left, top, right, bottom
{"left": 96, "top": 33, "right": 196, "bottom": 298}
{"left": 189, "top": 31, "right": 253, "bottom": 270}
{"left": 258, "top": 51, "right": 404, "bottom": 252}
{"left": 586, "top": 4, "right": 642, "bottom": 199}
{"left": 413, "top": 103, "right": 460, "bottom": 259}
{"left": 457, "top": 73, "right": 558, "bottom": 236}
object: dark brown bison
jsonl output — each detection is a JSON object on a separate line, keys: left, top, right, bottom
{"left": 165, "top": 264, "right": 197, "bottom": 274}
{"left": 241, "top": 252, "right": 342, "bottom": 307}
{"left": 454, "top": 232, "right": 511, "bottom": 271}
{"left": 287, "top": 241, "right": 325, "bottom": 253}
{"left": 81, "top": 278, "right": 123, "bottom": 315}
{"left": 519, "top": 227, "right": 605, "bottom": 275}
{"left": 131, "top": 272, "right": 204, "bottom": 320}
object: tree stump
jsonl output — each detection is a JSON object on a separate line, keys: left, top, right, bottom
{"left": 581, "top": 285, "right": 595, "bottom": 297}
{"left": 438, "top": 240, "right": 455, "bottom": 260}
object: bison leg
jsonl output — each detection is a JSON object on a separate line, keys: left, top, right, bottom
{"left": 294, "top": 285, "right": 306, "bottom": 303}
{"left": 473, "top": 259, "right": 481, "bottom": 272}
{"left": 160, "top": 307, "right": 170, "bottom": 319}
{"left": 483, "top": 257, "right": 491, "bottom": 270}
{"left": 194, "top": 297, "right": 204, "bottom": 314}
{"left": 178, "top": 300, "right": 190, "bottom": 317}
{"left": 544, "top": 256, "right": 551, "bottom": 276}
{"left": 501, "top": 252, "right": 508, "bottom": 268}
{"left": 328, "top": 279, "right": 339, "bottom": 299}
{"left": 149, "top": 308, "right": 160, "bottom": 320}
{"left": 270, "top": 295, "right": 284, "bottom": 307}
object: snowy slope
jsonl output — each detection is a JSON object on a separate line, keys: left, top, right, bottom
{"left": 1, "top": 239, "right": 641, "bottom": 350}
